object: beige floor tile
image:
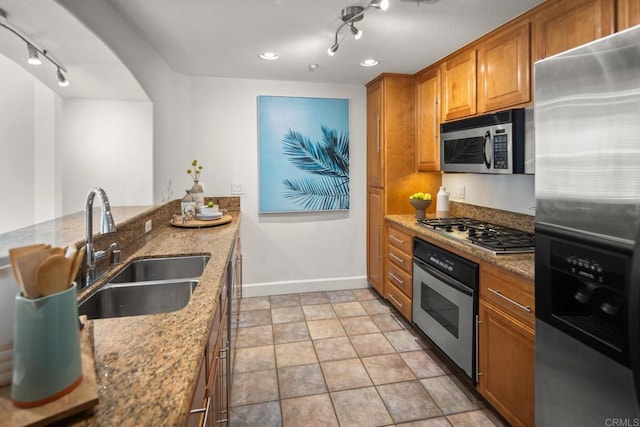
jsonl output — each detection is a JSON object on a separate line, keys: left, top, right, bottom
{"left": 238, "top": 309, "right": 272, "bottom": 328}
{"left": 385, "top": 329, "right": 429, "bottom": 352}
{"left": 361, "top": 298, "right": 393, "bottom": 315}
{"left": 281, "top": 393, "right": 339, "bottom": 427}
{"left": 233, "top": 345, "right": 275, "bottom": 373}
{"left": 230, "top": 369, "right": 279, "bottom": 407}
{"left": 377, "top": 380, "right": 443, "bottom": 423}
{"left": 229, "top": 401, "right": 282, "bottom": 427}
{"left": 278, "top": 363, "right": 327, "bottom": 399}
{"left": 400, "top": 350, "right": 447, "bottom": 378}
{"left": 332, "top": 301, "right": 368, "bottom": 318}
{"left": 350, "top": 332, "right": 396, "bottom": 357}
{"left": 362, "top": 353, "right": 416, "bottom": 385}
{"left": 421, "top": 375, "right": 484, "bottom": 415}
{"left": 331, "top": 386, "right": 393, "bottom": 426}
{"left": 273, "top": 321, "right": 310, "bottom": 344}
{"left": 339, "top": 315, "right": 380, "bottom": 336}
{"left": 302, "top": 303, "right": 336, "bottom": 320}
{"left": 446, "top": 409, "right": 505, "bottom": 427}
{"left": 299, "top": 292, "right": 330, "bottom": 305}
{"left": 240, "top": 296, "right": 271, "bottom": 311}
{"left": 307, "top": 318, "right": 346, "bottom": 340}
{"left": 398, "top": 418, "right": 453, "bottom": 427}
{"left": 271, "top": 306, "right": 305, "bottom": 324}
{"left": 313, "top": 336, "right": 358, "bottom": 362}
{"left": 321, "top": 358, "right": 373, "bottom": 391}
{"left": 371, "top": 312, "right": 409, "bottom": 332}
{"left": 275, "top": 340, "right": 318, "bottom": 367}
{"left": 326, "top": 290, "right": 357, "bottom": 303}
{"left": 236, "top": 325, "right": 273, "bottom": 348}
{"left": 270, "top": 293, "right": 300, "bottom": 308}
{"left": 352, "top": 288, "right": 380, "bottom": 301}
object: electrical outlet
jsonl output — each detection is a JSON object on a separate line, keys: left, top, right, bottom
{"left": 231, "top": 182, "right": 244, "bottom": 195}
{"left": 459, "top": 186, "right": 465, "bottom": 200}
{"left": 144, "top": 220, "right": 152, "bottom": 234}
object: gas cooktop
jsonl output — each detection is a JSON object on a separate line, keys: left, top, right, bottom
{"left": 416, "top": 217, "right": 535, "bottom": 255}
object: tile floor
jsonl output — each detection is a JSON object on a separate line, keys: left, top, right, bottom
{"left": 229, "top": 288, "right": 506, "bottom": 427}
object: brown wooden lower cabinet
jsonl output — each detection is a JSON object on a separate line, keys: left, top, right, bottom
{"left": 477, "top": 299, "right": 535, "bottom": 427}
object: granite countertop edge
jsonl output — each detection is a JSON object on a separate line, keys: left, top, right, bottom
{"left": 385, "top": 214, "right": 534, "bottom": 281}
{"left": 73, "top": 214, "right": 241, "bottom": 426}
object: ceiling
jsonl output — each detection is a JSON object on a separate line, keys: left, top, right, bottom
{"left": 0, "top": 0, "right": 544, "bottom": 99}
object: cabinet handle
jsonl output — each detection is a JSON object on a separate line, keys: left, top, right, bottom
{"left": 389, "top": 271, "right": 404, "bottom": 285}
{"left": 191, "top": 396, "right": 211, "bottom": 426}
{"left": 389, "top": 235, "right": 405, "bottom": 245}
{"left": 378, "top": 225, "right": 382, "bottom": 260}
{"left": 389, "top": 252, "right": 404, "bottom": 264}
{"left": 376, "top": 115, "right": 381, "bottom": 153}
{"left": 475, "top": 314, "right": 481, "bottom": 382}
{"left": 217, "top": 346, "right": 229, "bottom": 360}
{"left": 388, "top": 293, "right": 404, "bottom": 308}
{"left": 487, "top": 288, "right": 532, "bottom": 313}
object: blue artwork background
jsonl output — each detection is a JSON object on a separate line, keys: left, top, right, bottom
{"left": 258, "top": 96, "right": 349, "bottom": 213}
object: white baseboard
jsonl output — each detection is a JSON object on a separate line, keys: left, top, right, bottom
{"left": 242, "top": 276, "right": 369, "bottom": 298}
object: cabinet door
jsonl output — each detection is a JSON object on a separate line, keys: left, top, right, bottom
{"left": 367, "top": 188, "right": 384, "bottom": 295}
{"left": 617, "top": 0, "right": 640, "bottom": 30}
{"left": 367, "top": 80, "right": 384, "bottom": 188}
{"left": 478, "top": 22, "right": 531, "bottom": 113}
{"left": 478, "top": 300, "right": 535, "bottom": 427}
{"left": 415, "top": 67, "right": 441, "bottom": 171}
{"left": 534, "top": 0, "right": 614, "bottom": 60}
{"left": 441, "top": 49, "right": 477, "bottom": 122}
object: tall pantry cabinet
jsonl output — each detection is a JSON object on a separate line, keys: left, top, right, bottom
{"left": 366, "top": 74, "right": 441, "bottom": 297}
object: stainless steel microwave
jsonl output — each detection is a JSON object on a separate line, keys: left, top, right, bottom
{"left": 440, "top": 108, "right": 534, "bottom": 174}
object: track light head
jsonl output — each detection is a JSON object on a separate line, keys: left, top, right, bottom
{"left": 57, "top": 68, "right": 69, "bottom": 87}
{"left": 27, "top": 44, "right": 41, "bottom": 65}
{"left": 350, "top": 24, "right": 363, "bottom": 40}
{"left": 371, "top": 0, "right": 389, "bottom": 10}
{"left": 328, "top": 43, "right": 339, "bottom": 56}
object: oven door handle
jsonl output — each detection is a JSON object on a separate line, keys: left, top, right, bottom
{"left": 414, "top": 258, "right": 473, "bottom": 297}
{"left": 629, "top": 227, "right": 640, "bottom": 406}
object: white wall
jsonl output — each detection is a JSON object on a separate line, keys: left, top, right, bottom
{"left": 442, "top": 174, "right": 535, "bottom": 215}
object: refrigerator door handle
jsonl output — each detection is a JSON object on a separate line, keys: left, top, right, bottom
{"left": 629, "top": 227, "right": 640, "bottom": 406}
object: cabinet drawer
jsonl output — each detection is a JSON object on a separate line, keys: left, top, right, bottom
{"left": 480, "top": 266, "right": 534, "bottom": 328}
{"left": 386, "top": 261, "right": 412, "bottom": 298}
{"left": 385, "top": 282, "right": 412, "bottom": 322}
{"left": 388, "top": 226, "right": 413, "bottom": 254}
{"left": 388, "top": 247, "right": 412, "bottom": 275}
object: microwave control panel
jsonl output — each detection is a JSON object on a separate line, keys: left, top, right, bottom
{"left": 493, "top": 131, "right": 508, "bottom": 169}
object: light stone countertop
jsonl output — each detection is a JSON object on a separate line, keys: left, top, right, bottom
{"left": 386, "top": 214, "right": 534, "bottom": 281}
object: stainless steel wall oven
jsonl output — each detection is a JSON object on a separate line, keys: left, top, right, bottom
{"left": 412, "top": 237, "right": 479, "bottom": 382}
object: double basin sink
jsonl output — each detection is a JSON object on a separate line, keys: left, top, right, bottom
{"left": 78, "top": 255, "right": 210, "bottom": 320}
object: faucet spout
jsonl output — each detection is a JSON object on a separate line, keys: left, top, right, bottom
{"left": 84, "top": 187, "right": 117, "bottom": 288}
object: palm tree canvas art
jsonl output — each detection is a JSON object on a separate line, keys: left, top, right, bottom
{"left": 258, "top": 96, "right": 350, "bottom": 213}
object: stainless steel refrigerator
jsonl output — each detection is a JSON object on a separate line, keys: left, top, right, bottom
{"left": 534, "top": 25, "right": 640, "bottom": 426}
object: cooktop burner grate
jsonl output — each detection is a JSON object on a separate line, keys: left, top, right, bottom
{"left": 416, "top": 217, "right": 535, "bottom": 254}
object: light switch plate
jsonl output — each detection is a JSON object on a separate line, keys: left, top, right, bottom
{"left": 231, "top": 182, "right": 244, "bottom": 195}
{"left": 144, "top": 220, "right": 152, "bottom": 233}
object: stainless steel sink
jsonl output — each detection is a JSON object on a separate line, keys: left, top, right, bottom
{"left": 78, "top": 280, "right": 198, "bottom": 319}
{"left": 78, "top": 254, "right": 210, "bottom": 319}
{"left": 108, "top": 255, "right": 210, "bottom": 283}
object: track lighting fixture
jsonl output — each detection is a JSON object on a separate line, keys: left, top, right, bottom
{"left": 0, "top": 8, "right": 70, "bottom": 87}
{"left": 327, "top": 0, "right": 388, "bottom": 56}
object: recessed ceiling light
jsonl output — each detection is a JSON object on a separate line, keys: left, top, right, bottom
{"left": 360, "top": 58, "right": 379, "bottom": 67}
{"left": 308, "top": 64, "right": 319, "bottom": 72}
{"left": 258, "top": 52, "right": 280, "bottom": 60}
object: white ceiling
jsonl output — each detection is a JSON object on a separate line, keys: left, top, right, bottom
{"left": 0, "top": 0, "right": 544, "bottom": 99}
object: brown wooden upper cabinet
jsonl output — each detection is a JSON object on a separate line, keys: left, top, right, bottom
{"left": 366, "top": 79, "right": 384, "bottom": 189}
{"left": 415, "top": 66, "right": 441, "bottom": 172}
{"left": 617, "top": 0, "right": 640, "bottom": 30}
{"left": 534, "top": 0, "right": 615, "bottom": 61}
{"left": 478, "top": 21, "right": 531, "bottom": 113}
{"left": 441, "top": 48, "right": 477, "bottom": 122}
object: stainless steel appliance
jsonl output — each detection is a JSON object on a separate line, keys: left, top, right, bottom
{"left": 534, "top": 25, "right": 640, "bottom": 426}
{"left": 412, "top": 237, "right": 479, "bottom": 381}
{"left": 417, "top": 217, "right": 535, "bottom": 255}
{"left": 440, "top": 108, "right": 533, "bottom": 174}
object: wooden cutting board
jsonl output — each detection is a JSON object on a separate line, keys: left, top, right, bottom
{"left": 170, "top": 214, "right": 232, "bottom": 228}
{"left": 0, "top": 317, "right": 99, "bottom": 426}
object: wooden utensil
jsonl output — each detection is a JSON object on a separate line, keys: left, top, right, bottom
{"left": 14, "top": 247, "right": 52, "bottom": 298}
{"left": 9, "top": 244, "right": 49, "bottom": 291}
{"left": 36, "top": 254, "right": 72, "bottom": 296}
{"left": 69, "top": 246, "right": 86, "bottom": 285}
{"left": 65, "top": 243, "right": 78, "bottom": 260}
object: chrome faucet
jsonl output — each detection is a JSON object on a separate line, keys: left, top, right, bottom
{"left": 84, "top": 187, "right": 120, "bottom": 288}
